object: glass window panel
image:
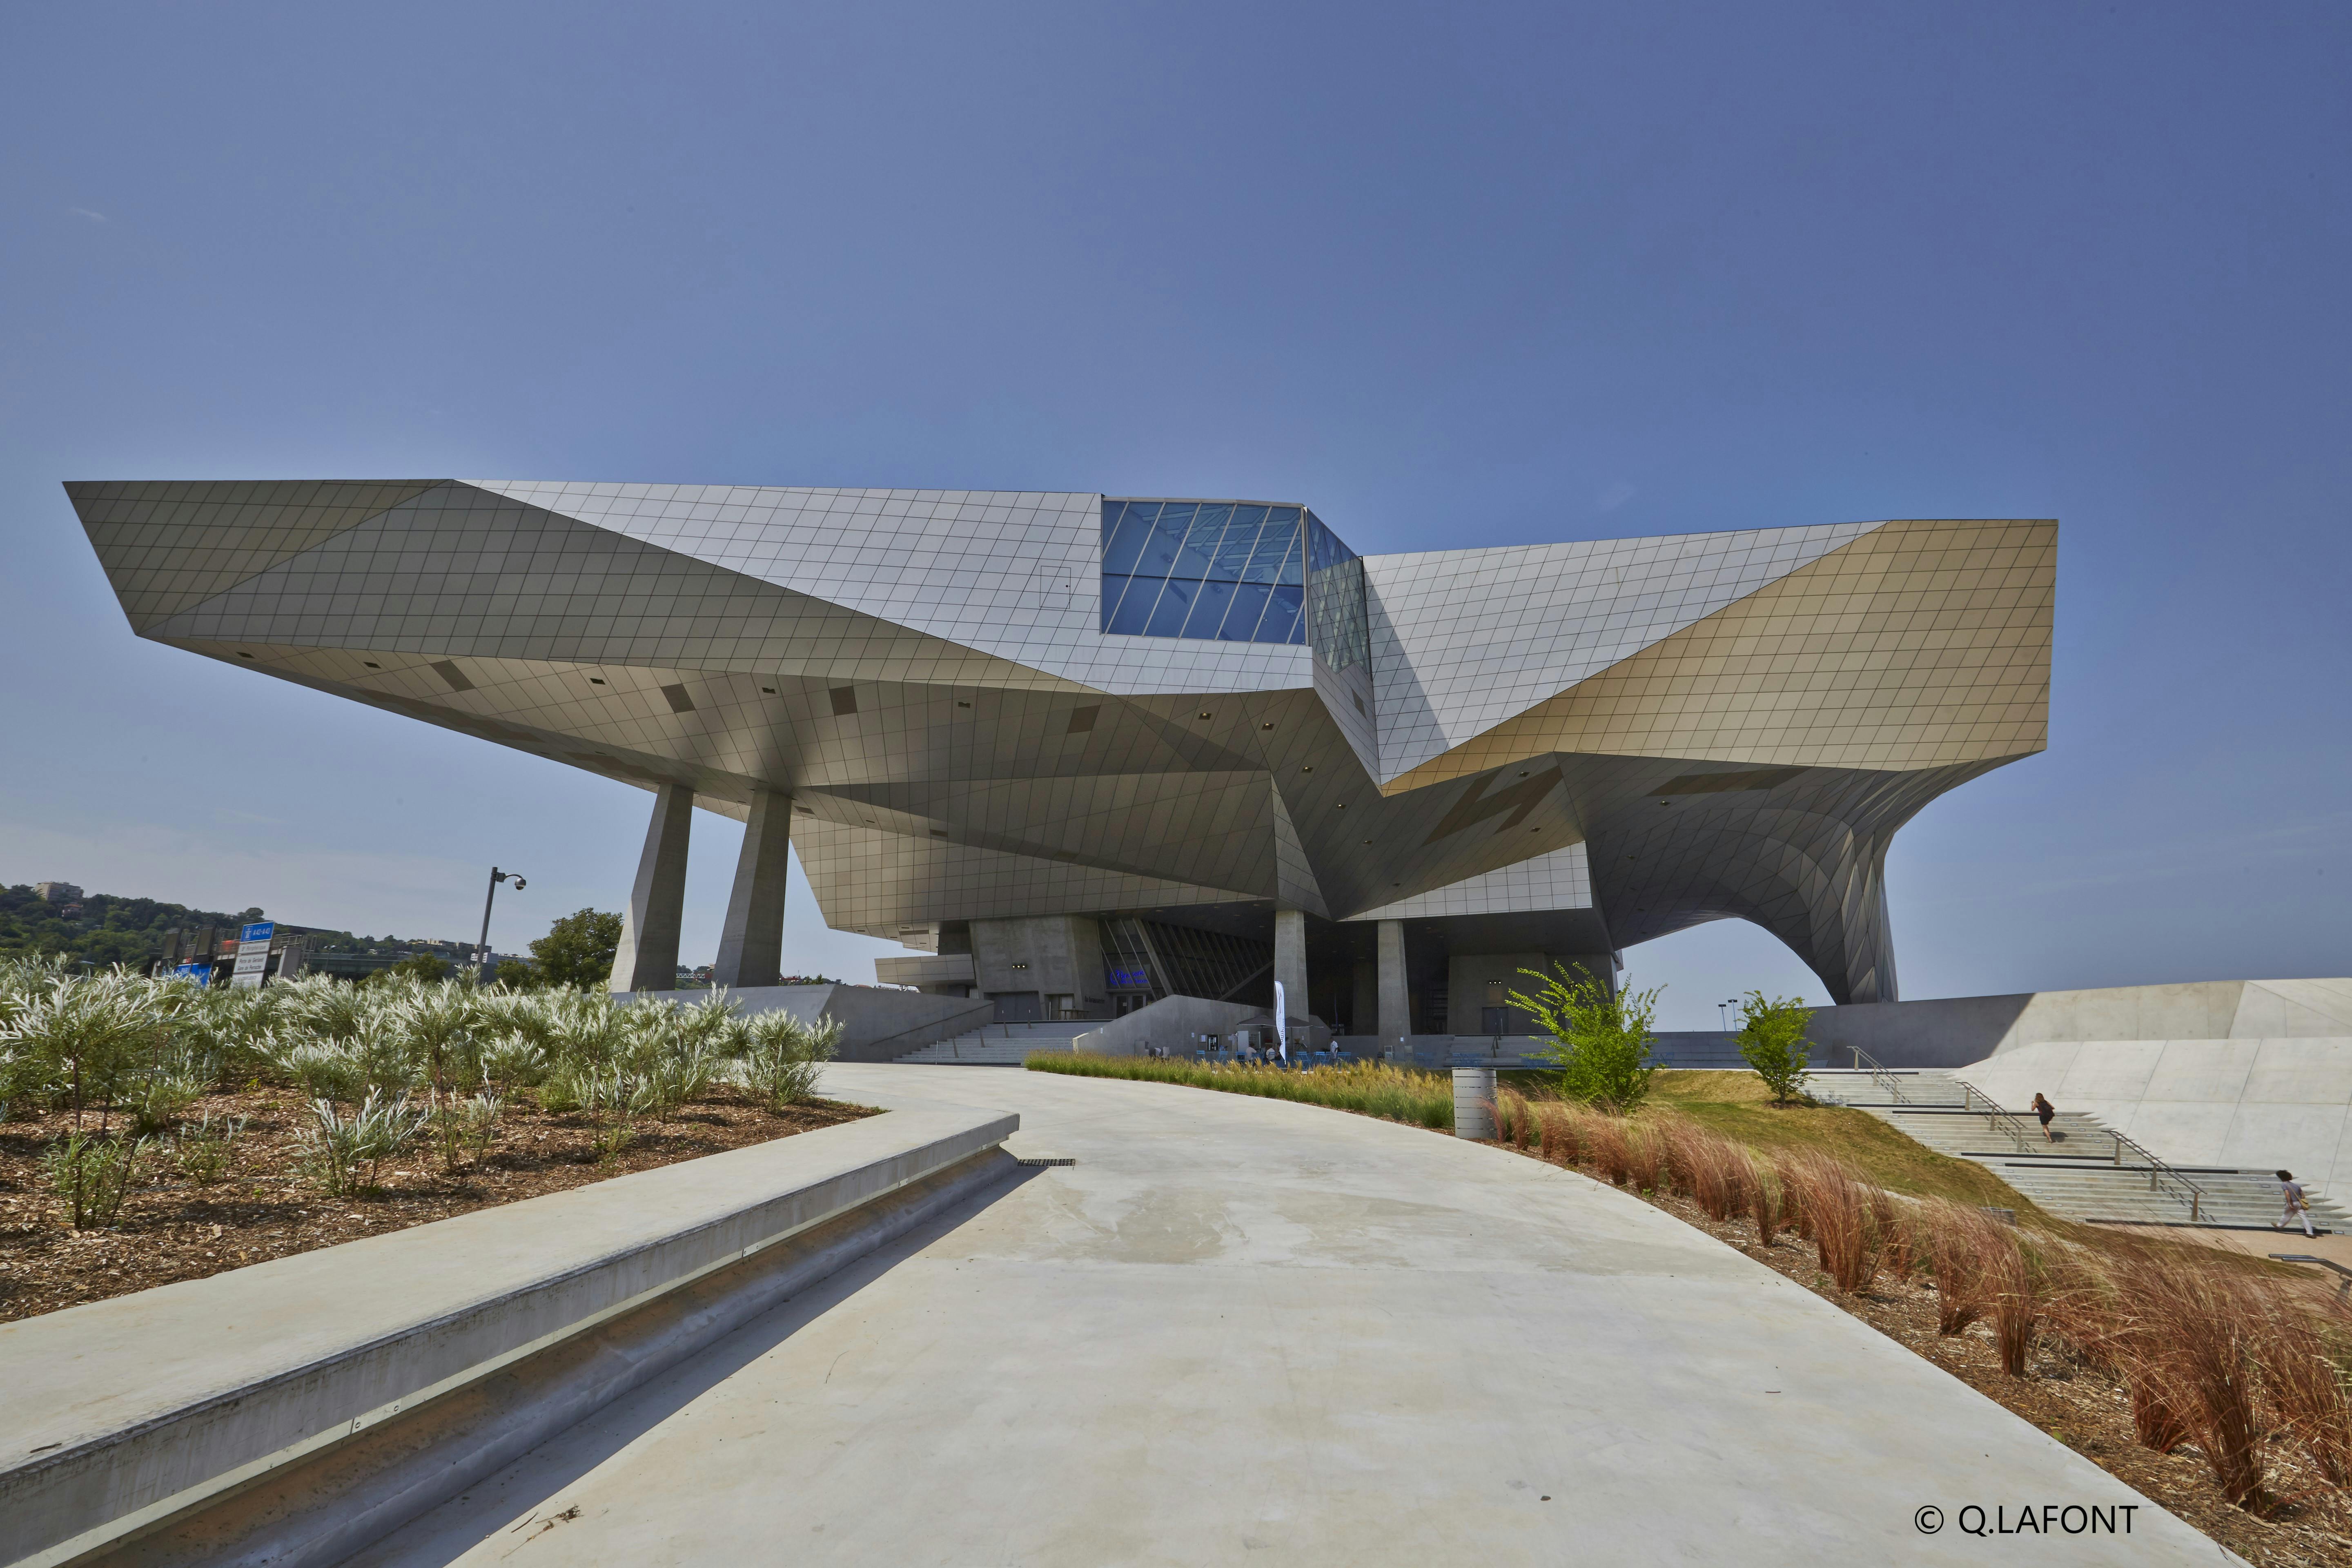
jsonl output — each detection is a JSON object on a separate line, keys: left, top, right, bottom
{"left": 1105, "top": 575, "right": 1160, "bottom": 635}
{"left": 1212, "top": 515, "right": 1263, "bottom": 579}
{"left": 1101, "top": 503, "right": 1156, "bottom": 575}
{"left": 1175, "top": 505, "right": 1232, "bottom": 579}
{"left": 1137, "top": 504, "right": 1196, "bottom": 577}
{"left": 1144, "top": 577, "right": 1198, "bottom": 637}
{"left": 1218, "top": 580, "right": 1272, "bottom": 640}
{"left": 1244, "top": 517, "right": 1300, "bottom": 584}
{"left": 1183, "top": 577, "right": 1236, "bottom": 637}
{"left": 1258, "top": 584, "right": 1304, "bottom": 643}
{"left": 1275, "top": 531, "right": 1306, "bottom": 586}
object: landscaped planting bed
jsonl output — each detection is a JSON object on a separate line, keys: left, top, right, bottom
{"left": 0, "top": 962, "right": 861, "bottom": 1323}
{"left": 0, "top": 1085, "right": 874, "bottom": 1323}
{"left": 1482, "top": 1083, "right": 2352, "bottom": 1568}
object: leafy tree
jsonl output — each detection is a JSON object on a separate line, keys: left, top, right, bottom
{"left": 366, "top": 952, "right": 451, "bottom": 986}
{"left": 1735, "top": 991, "right": 1815, "bottom": 1104}
{"left": 530, "top": 909, "right": 624, "bottom": 992}
{"left": 1507, "top": 962, "right": 1662, "bottom": 1112}
{"left": 490, "top": 958, "right": 543, "bottom": 989}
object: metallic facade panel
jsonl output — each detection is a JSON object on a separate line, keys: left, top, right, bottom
{"left": 64, "top": 480, "right": 2056, "bottom": 1004}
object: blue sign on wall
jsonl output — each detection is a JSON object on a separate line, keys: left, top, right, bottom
{"left": 1107, "top": 965, "right": 1150, "bottom": 989}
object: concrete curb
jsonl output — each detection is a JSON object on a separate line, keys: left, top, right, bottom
{"left": 2, "top": 1107, "right": 1018, "bottom": 1567}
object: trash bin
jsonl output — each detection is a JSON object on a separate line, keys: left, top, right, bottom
{"left": 1453, "top": 1067, "right": 1497, "bottom": 1140}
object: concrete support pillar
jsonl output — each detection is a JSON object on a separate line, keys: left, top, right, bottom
{"left": 610, "top": 782, "right": 693, "bottom": 995}
{"left": 1273, "top": 907, "right": 1310, "bottom": 1029}
{"left": 1376, "top": 918, "right": 1409, "bottom": 1052}
{"left": 713, "top": 789, "right": 792, "bottom": 989}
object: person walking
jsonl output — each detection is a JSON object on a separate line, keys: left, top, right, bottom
{"left": 2275, "top": 1170, "right": 2316, "bottom": 1237}
{"left": 2031, "top": 1092, "right": 2058, "bottom": 1143}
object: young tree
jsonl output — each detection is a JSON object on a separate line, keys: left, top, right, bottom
{"left": 530, "top": 909, "right": 624, "bottom": 991}
{"left": 1736, "top": 990, "right": 1815, "bottom": 1104}
{"left": 1507, "top": 962, "right": 1662, "bottom": 1113}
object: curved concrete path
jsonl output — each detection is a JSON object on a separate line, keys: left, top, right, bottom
{"left": 351, "top": 1067, "right": 2230, "bottom": 1566}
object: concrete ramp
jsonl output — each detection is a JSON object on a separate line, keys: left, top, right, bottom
{"left": 342, "top": 1065, "right": 2218, "bottom": 1566}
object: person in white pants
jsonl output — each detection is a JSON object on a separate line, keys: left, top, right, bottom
{"left": 2274, "top": 1169, "right": 2316, "bottom": 1236}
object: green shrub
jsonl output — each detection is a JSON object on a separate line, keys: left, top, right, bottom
{"left": 428, "top": 1091, "right": 502, "bottom": 1170}
{"left": 1735, "top": 991, "right": 1816, "bottom": 1104}
{"left": 298, "top": 1091, "right": 426, "bottom": 1196}
{"left": 1507, "top": 963, "right": 1662, "bottom": 1112}
{"left": 174, "top": 1112, "right": 245, "bottom": 1185}
{"left": 44, "top": 1129, "right": 151, "bottom": 1227}
{"left": 737, "top": 1011, "right": 839, "bottom": 1109}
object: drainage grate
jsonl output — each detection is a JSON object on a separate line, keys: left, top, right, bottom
{"left": 1015, "top": 1156, "right": 1076, "bottom": 1167}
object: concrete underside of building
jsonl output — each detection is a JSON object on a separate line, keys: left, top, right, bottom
{"left": 68, "top": 481, "right": 2055, "bottom": 1031}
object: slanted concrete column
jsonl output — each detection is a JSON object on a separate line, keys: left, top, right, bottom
{"left": 1273, "top": 907, "right": 1310, "bottom": 1031}
{"left": 1376, "top": 918, "right": 1410, "bottom": 1053}
{"left": 610, "top": 782, "right": 693, "bottom": 995}
{"left": 713, "top": 789, "right": 792, "bottom": 989}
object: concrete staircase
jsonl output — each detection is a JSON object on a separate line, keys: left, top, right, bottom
{"left": 1807, "top": 1068, "right": 2345, "bottom": 1231}
{"left": 893, "top": 1020, "right": 1096, "bottom": 1066}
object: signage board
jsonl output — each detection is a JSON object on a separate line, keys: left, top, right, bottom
{"left": 231, "top": 921, "right": 276, "bottom": 989}
{"left": 172, "top": 962, "right": 213, "bottom": 985}
{"left": 1106, "top": 964, "right": 1151, "bottom": 989}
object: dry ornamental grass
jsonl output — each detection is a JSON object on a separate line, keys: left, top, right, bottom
{"left": 1486, "top": 1082, "right": 2352, "bottom": 1565}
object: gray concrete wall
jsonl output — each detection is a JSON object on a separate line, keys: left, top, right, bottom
{"left": 1070, "top": 995, "right": 1272, "bottom": 1056}
{"left": 1798, "top": 977, "right": 2352, "bottom": 1069}
{"left": 969, "top": 915, "right": 1109, "bottom": 1018}
{"left": 621, "top": 984, "right": 994, "bottom": 1063}
{"left": 1957, "top": 1036, "right": 2352, "bottom": 1193}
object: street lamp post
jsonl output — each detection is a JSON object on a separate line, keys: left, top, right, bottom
{"left": 1718, "top": 998, "right": 1739, "bottom": 1033}
{"left": 477, "top": 866, "right": 526, "bottom": 983}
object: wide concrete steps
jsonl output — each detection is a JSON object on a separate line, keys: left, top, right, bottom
{"left": 895, "top": 1021, "right": 1094, "bottom": 1066}
{"left": 1807, "top": 1069, "right": 2342, "bottom": 1230}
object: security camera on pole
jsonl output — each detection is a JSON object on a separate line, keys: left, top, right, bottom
{"left": 477, "top": 866, "right": 526, "bottom": 983}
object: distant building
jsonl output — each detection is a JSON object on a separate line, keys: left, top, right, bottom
{"left": 34, "top": 882, "right": 83, "bottom": 903}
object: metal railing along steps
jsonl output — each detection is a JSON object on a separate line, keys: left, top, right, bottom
{"left": 1806, "top": 1066, "right": 2343, "bottom": 1232}
{"left": 893, "top": 1020, "right": 1096, "bottom": 1066}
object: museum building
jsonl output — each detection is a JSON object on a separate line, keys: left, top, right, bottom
{"left": 66, "top": 481, "right": 2055, "bottom": 1040}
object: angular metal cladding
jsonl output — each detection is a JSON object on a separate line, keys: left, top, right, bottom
{"left": 62, "top": 479, "right": 2054, "bottom": 1004}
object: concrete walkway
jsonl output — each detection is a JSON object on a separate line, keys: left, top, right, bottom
{"left": 350, "top": 1067, "right": 2228, "bottom": 1566}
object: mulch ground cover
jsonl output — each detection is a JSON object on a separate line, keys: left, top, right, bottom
{"left": 1483, "top": 1134, "right": 2352, "bottom": 1568}
{"left": 0, "top": 1085, "right": 878, "bottom": 1324}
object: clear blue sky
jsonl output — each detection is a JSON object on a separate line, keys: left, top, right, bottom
{"left": 3, "top": 2, "right": 2345, "bottom": 1027}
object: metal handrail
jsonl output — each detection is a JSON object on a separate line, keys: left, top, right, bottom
{"left": 1847, "top": 1048, "right": 2209, "bottom": 1222}
{"left": 2100, "top": 1123, "right": 2208, "bottom": 1221}
{"left": 1954, "top": 1080, "right": 2036, "bottom": 1154}
{"left": 1846, "top": 1045, "right": 1912, "bottom": 1107}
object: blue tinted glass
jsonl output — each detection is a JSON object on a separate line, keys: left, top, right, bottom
{"left": 1218, "top": 580, "right": 1272, "bottom": 639}
{"left": 1101, "top": 503, "right": 1156, "bottom": 575}
{"left": 1212, "top": 516, "right": 1262, "bottom": 579}
{"left": 1137, "top": 504, "right": 1196, "bottom": 577}
{"left": 1183, "top": 577, "right": 1236, "bottom": 637}
{"left": 1303, "top": 508, "right": 1369, "bottom": 670}
{"left": 1183, "top": 504, "right": 1235, "bottom": 579}
{"left": 1144, "top": 578, "right": 1197, "bottom": 637}
{"left": 1245, "top": 517, "right": 1299, "bottom": 584}
{"left": 1105, "top": 575, "right": 1159, "bottom": 635}
{"left": 1258, "top": 584, "right": 1304, "bottom": 643}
